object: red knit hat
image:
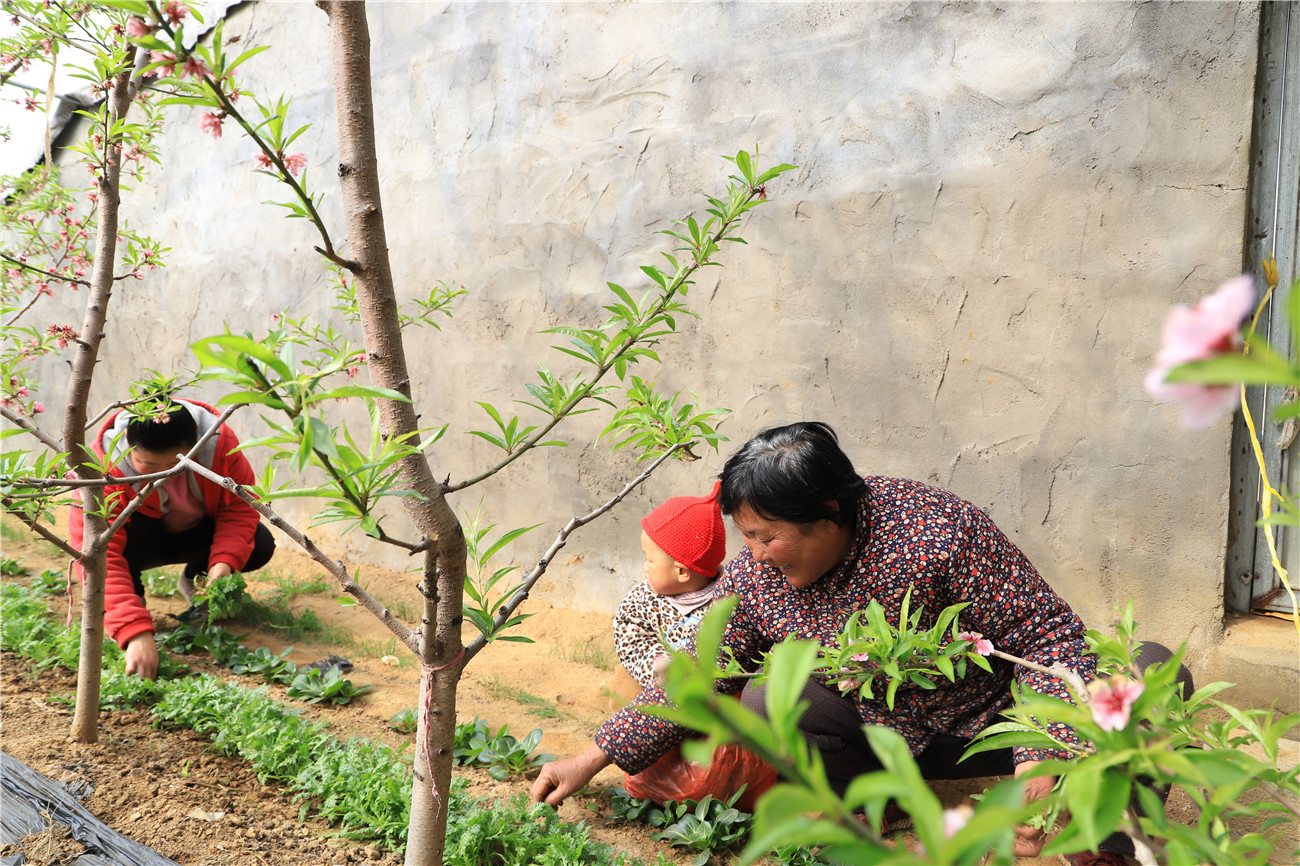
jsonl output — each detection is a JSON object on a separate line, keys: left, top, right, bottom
{"left": 640, "top": 481, "right": 726, "bottom": 577}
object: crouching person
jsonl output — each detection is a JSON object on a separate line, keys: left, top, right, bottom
{"left": 69, "top": 399, "right": 275, "bottom": 679}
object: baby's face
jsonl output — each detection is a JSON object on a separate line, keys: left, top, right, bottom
{"left": 640, "top": 530, "right": 684, "bottom": 595}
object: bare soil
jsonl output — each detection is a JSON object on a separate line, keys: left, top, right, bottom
{"left": 1, "top": 523, "right": 1192, "bottom": 865}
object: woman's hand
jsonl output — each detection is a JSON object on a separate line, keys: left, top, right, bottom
{"left": 529, "top": 743, "right": 612, "bottom": 808}
{"left": 1013, "top": 760, "right": 1055, "bottom": 857}
{"left": 125, "top": 632, "right": 159, "bottom": 680}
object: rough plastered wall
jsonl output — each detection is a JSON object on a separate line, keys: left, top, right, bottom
{"left": 31, "top": 1, "right": 1258, "bottom": 660}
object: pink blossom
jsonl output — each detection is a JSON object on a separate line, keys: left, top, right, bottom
{"left": 199, "top": 113, "right": 224, "bottom": 139}
{"left": 126, "top": 16, "right": 150, "bottom": 38}
{"left": 346, "top": 365, "right": 360, "bottom": 379}
{"left": 943, "top": 804, "right": 973, "bottom": 838}
{"left": 164, "top": 0, "right": 187, "bottom": 25}
{"left": 46, "top": 324, "right": 79, "bottom": 348}
{"left": 283, "top": 153, "right": 307, "bottom": 176}
{"left": 32, "top": 402, "right": 45, "bottom": 414}
{"left": 179, "top": 55, "right": 209, "bottom": 79}
{"left": 958, "top": 631, "right": 993, "bottom": 656}
{"left": 148, "top": 51, "right": 178, "bottom": 77}
{"left": 254, "top": 152, "right": 274, "bottom": 171}
{"left": 851, "top": 652, "right": 871, "bottom": 663}
{"left": 1145, "top": 275, "right": 1255, "bottom": 428}
{"left": 1087, "top": 675, "right": 1145, "bottom": 732}
{"left": 15, "top": 386, "right": 30, "bottom": 398}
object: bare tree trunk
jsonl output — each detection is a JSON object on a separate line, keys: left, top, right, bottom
{"left": 68, "top": 55, "right": 137, "bottom": 743}
{"left": 317, "top": 4, "right": 465, "bottom": 863}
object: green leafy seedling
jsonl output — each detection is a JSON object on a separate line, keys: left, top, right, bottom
{"left": 202, "top": 572, "right": 252, "bottom": 621}
{"left": 465, "top": 723, "right": 554, "bottom": 781}
{"left": 453, "top": 718, "right": 490, "bottom": 765}
{"left": 229, "top": 645, "right": 298, "bottom": 684}
{"left": 609, "top": 788, "right": 658, "bottom": 823}
{"left": 388, "top": 708, "right": 417, "bottom": 734}
{"left": 286, "top": 666, "right": 373, "bottom": 705}
{"left": 157, "top": 622, "right": 203, "bottom": 654}
{"left": 194, "top": 625, "right": 247, "bottom": 664}
{"left": 651, "top": 789, "right": 751, "bottom": 863}
{"left": 31, "top": 568, "right": 65, "bottom": 595}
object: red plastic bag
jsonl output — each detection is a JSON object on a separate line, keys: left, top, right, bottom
{"left": 623, "top": 743, "right": 778, "bottom": 811}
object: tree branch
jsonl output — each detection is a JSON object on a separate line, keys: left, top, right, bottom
{"left": 175, "top": 454, "right": 417, "bottom": 652}
{"left": 463, "top": 443, "right": 687, "bottom": 662}
{"left": 988, "top": 647, "right": 1090, "bottom": 700}
{"left": 0, "top": 496, "right": 80, "bottom": 559}
{"left": 445, "top": 188, "right": 765, "bottom": 494}
{"left": 313, "top": 244, "right": 359, "bottom": 272}
{"left": 84, "top": 381, "right": 200, "bottom": 432}
{"left": 0, "top": 406, "right": 63, "bottom": 452}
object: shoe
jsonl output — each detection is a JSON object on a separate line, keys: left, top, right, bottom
{"left": 1060, "top": 851, "right": 1130, "bottom": 866}
{"left": 851, "top": 802, "right": 913, "bottom": 835}
{"left": 881, "top": 802, "right": 913, "bottom": 834}
{"left": 178, "top": 564, "right": 200, "bottom": 602}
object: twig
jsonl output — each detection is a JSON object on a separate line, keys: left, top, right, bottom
{"left": 444, "top": 182, "right": 768, "bottom": 494}
{"left": 463, "top": 443, "right": 686, "bottom": 661}
{"left": 84, "top": 379, "right": 202, "bottom": 432}
{"left": 988, "top": 648, "right": 1090, "bottom": 699}
{"left": 1120, "top": 808, "right": 1164, "bottom": 866}
{"left": 0, "top": 405, "right": 63, "bottom": 452}
{"left": 0, "top": 252, "right": 92, "bottom": 291}
{"left": 175, "top": 454, "right": 417, "bottom": 653}
{"left": 313, "top": 245, "right": 359, "bottom": 272}
{"left": 0, "top": 496, "right": 80, "bottom": 559}
{"left": 374, "top": 526, "right": 427, "bottom": 553}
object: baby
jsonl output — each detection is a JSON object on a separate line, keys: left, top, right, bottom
{"left": 613, "top": 482, "right": 726, "bottom": 690}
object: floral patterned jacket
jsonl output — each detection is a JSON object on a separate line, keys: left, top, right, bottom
{"left": 614, "top": 581, "right": 716, "bottom": 690}
{"left": 594, "top": 476, "right": 1095, "bottom": 773}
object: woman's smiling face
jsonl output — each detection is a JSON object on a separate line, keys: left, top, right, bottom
{"left": 730, "top": 503, "right": 853, "bottom": 589}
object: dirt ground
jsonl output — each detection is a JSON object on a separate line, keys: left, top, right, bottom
{"left": 0, "top": 522, "right": 1184, "bottom": 865}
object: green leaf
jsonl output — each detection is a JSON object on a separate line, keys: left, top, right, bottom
{"left": 756, "top": 163, "right": 798, "bottom": 184}
{"left": 482, "top": 524, "right": 542, "bottom": 562}
{"left": 734, "top": 149, "right": 754, "bottom": 184}
{"left": 1164, "top": 353, "right": 1295, "bottom": 386}
{"left": 311, "top": 385, "right": 410, "bottom": 404}
{"left": 213, "top": 392, "right": 290, "bottom": 411}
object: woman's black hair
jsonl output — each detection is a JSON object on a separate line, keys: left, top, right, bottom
{"left": 718, "top": 421, "right": 866, "bottom": 527}
{"left": 125, "top": 403, "right": 197, "bottom": 454}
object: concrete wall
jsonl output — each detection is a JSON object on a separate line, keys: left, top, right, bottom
{"left": 31, "top": 1, "right": 1260, "bottom": 661}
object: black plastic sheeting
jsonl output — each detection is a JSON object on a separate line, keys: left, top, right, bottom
{"left": 0, "top": 751, "right": 178, "bottom": 866}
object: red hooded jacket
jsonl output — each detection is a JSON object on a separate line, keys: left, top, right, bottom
{"left": 68, "top": 400, "right": 259, "bottom": 648}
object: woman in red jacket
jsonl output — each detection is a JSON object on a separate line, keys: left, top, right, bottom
{"left": 69, "top": 400, "right": 275, "bottom": 679}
